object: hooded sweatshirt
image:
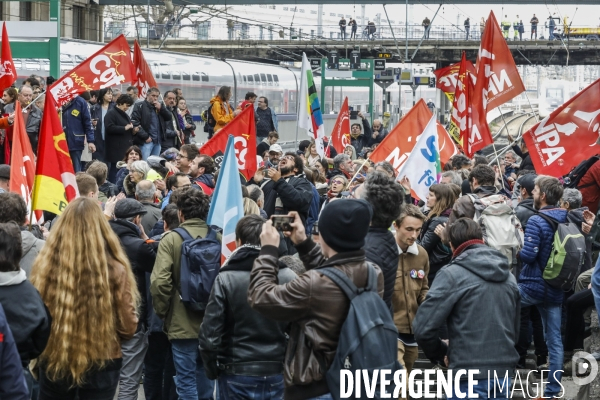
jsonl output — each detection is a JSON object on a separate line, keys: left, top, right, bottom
{"left": 413, "top": 243, "right": 520, "bottom": 378}
{"left": 20, "top": 230, "right": 45, "bottom": 276}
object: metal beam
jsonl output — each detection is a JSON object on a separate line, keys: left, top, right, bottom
{"left": 99, "top": 0, "right": 598, "bottom": 4}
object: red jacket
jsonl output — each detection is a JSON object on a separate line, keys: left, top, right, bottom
{"left": 579, "top": 160, "right": 600, "bottom": 214}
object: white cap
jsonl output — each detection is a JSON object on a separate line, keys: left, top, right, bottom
{"left": 269, "top": 144, "right": 283, "bottom": 154}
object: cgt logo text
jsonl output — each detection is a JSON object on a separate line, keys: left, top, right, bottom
{"left": 340, "top": 356, "right": 598, "bottom": 399}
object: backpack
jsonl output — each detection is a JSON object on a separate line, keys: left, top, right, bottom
{"left": 468, "top": 194, "right": 524, "bottom": 268}
{"left": 319, "top": 265, "right": 402, "bottom": 400}
{"left": 173, "top": 227, "right": 221, "bottom": 312}
{"left": 203, "top": 104, "right": 217, "bottom": 134}
{"left": 563, "top": 155, "right": 600, "bottom": 189}
{"left": 537, "top": 213, "right": 586, "bottom": 291}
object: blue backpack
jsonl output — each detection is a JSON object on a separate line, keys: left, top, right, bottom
{"left": 319, "top": 265, "right": 402, "bottom": 399}
{"left": 174, "top": 227, "right": 221, "bottom": 312}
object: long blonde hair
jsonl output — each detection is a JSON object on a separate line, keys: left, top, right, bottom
{"left": 30, "top": 198, "right": 140, "bottom": 385}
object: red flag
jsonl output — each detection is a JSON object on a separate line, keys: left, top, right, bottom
{"left": 330, "top": 97, "right": 351, "bottom": 153}
{"left": 0, "top": 23, "right": 17, "bottom": 90}
{"left": 370, "top": 100, "right": 458, "bottom": 175}
{"left": 452, "top": 52, "right": 475, "bottom": 157}
{"left": 523, "top": 78, "right": 600, "bottom": 176}
{"left": 433, "top": 60, "right": 476, "bottom": 99}
{"left": 199, "top": 106, "right": 257, "bottom": 180}
{"left": 467, "top": 11, "right": 526, "bottom": 156}
{"left": 9, "top": 101, "right": 41, "bottom": 222}
{"left": 32, "top": 95, "right": 79, "bottom": 215}
{"left": 48, "top": 35, "right": 135, "bottom": 106}
{"left": 133, "top": 40, "right": 158, "bottom": 99}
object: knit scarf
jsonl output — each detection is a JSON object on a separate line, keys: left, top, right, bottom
{"left": 452, "top": 239, "right": 485, "bottom": 259}
{"left": 176, "top": 113, "right": 186, "bottom": 131}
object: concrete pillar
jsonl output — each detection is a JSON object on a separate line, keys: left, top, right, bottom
{"left": 317, "top": 4, "right": 323, "bottom": 38}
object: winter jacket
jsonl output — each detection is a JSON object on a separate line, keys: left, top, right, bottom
{"left": 192, "top": 173, "right": 215, "bottom": 196}
{"left": 367, "top": 126, "right": 389, "bottom": 147}
{"left": 248, "top": 239, "right": 384, "bottom": 400}
{"left": 210, "top": 96, "right": 235, "bottom": 133}
{"left": 164, "top": 106, "right": 183, "bottom": 151}
{"left": 105, "top": 106, "right": 137, "bottom": 163}
{"left": 107, "top": 257, "right": 139, "bottom": 358}
{"left": 393, "top": 243, "right": 429, "bottom": 334}
{"left": 0, "top": 304, "right": 30, "bottom": 399}
{"left": 90, "top": 103, "right": 116, "bottom": 161}
{"left": 351, "top": 118, "right": 372, "bottom": 157}
{"left": 150, "top": 219, "right": 221, "bottom": 340}
{"left": 99, "top": 181, "right": 119, "bottom": 199}
{"left": 130, "top": 100, "right": 173, "bottom": 148}
{"left": 414, "top": 243, "right": 520, "bottom": 378}
{"left": 519, "top": 207, "right": 568, "bottom": 304}
{"left": 116, "top": 163, "right": 129, "bottom": 194}
{"left": 4, "top": 102, "right": 42, "bottom": 142}
{"left": 140, "top": 201, "right": 162, "bottom": 236}
{"left": 0, "top": 269, "right": 51, "bottom": 367}
{"left": 62, "top": 96, "right": 95, "bottom": 151}
{"left": 109, "top": 219, "right": 157, "bottom": 331}
{"left": 579, "top": 160, "right": 600, "bottom": 214}
{"left": 199, "top": 246, "right": 296, "bottom": 379}
{"left": 568, "top": 207, "right": 594, "bottom": 273}
{"left": 364, "top": 227, "right": 399, "bottom": 311}
{"left": 19, "top": 230, "right": 44, "bottom": 277}
{"left": 306, "top": 184, "right": 320, "bottom": 236}
{"left": 418, "top": 208, "right": 452, "bottom": 283}
{"left": 515, "top": 197, "right": 537, "bottom": 232}
{"left": 512, "top": 144, "right": 534, "bottom": 172}
{"left": 181, "top": 110, "right": 196, "bottom": 143}
{"left": 255, "top": 107, "right": 278, "bottom": 138}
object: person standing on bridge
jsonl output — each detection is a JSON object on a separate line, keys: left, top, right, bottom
{"left": 339, "top": 16, "right": 347, "bottom": 40}
{"left": 502, "top": 15, "right": 511, "bottom": 39}
{"left": 464, "top": 17, "right": 470, "bottom": 40}
{"left": 513, "top": 16, "right": 520, "bottom": 41}
{"left": 422, "top": 16, "right": 431, "bottom": 39}
{"left": 479, "top": 17, "right": 485, "bottom": 38}
{"left": 530, "top": 14, "right": 539, "bottom": 39}
{"left": 518, "top": 20, "right": 525, "bottom": 41}
{"left": 548, "top": 16, "right": 556, "bottom": 40}
{"left": 350, "top": 18, "right": 358, "bottom": 39}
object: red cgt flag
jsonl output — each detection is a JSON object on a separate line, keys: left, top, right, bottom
{"left": 330, "top": 97, "right": 351, "bottom": 154}
{"left": 0, "top": 22, "right": 17, "bottom": 90}
{"left": 452, "top": 52, "right": 476, "bottom": 157}
{"left": 433, "top": 59, "right": 476, "bottom": 100}
{"left": 9, "top": 101, "right": 41, "bottom": 222}
{"left": 467, "top": 11, "right": 526, "bottom": 156}
{"left": 523, "top": 78, "right": 600, "bottom": 177}
{"left": 48, "top": 35, "right": 135, "bottom": 106}
{"left": 133, "top": 40, "right": 158, "bottom": 100}
{"left": 199, "top": 106, "right": 257, "bottom": 181}
{"left": 369, "top": 100, "right": 458, "bottom": 176}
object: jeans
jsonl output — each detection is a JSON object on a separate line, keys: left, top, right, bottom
{"left": 465, "top": 27, "right": 470, "bottom": 40}
{"left": 171, "top": 338, "right": 214, "bottom": 400}
{"left": 38, "top": 358, "right": 122, "bottom": 400}
{"left": 70, "top": 150, "right": 82, "bottom": 173}
{"left": 564, "top": 289, "right": 594, "bottom": 352}
{"left": 340, "top": 27, "right": 346, "bottom": 39}
{"left": 549, "top": 28, "right": 555, "bottom": 40}
{"left": 218, "top": 374, "right": 284, "bottom": 400}
{"left": 519, "top": 289, "right": 562, "bottom": 398}
{"left": 141, "top": 141, "right": 161, "bottom": 160}
{"left": 447, "top": 378, "right": 511, "bottom": 400}
{"left": 143, "top": 331, "right": 177, "bottom": 400}
{"left": 516, "top": 306, "right": 547, "bottom": 365}
{"left": 307, "top": 394, "right": 333, "bottom": 400}
{"left": 118, "top": 329, "right": 149, "bottom": 400}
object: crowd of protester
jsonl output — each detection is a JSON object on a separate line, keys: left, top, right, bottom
{"left": 3, "top": 81, "right": 600, "bottom": 400}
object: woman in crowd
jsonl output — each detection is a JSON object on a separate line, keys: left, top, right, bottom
{"left": 314, "top": 158, "right": 329, "bottom": 181}
{"left": 304, "top": 141, "right": 322, "bottom": 168}
{"left": 0, "top": 87, "right": 17, "bottom": 163}
{"left": 321, "top": 174, "right": 348, "bottom": 212}
{"left": 418, "top": 183, "right": 457, "bottom": 285}
{"left": 116, "top": 146, "right": 142, "bottom": 194}
{"left": 1, "top": 87, "right": 17, "bottom": 115}
{"left": 344, "top": 144, "right": 357, "bottom": 161}
{"left": 30, "top": 198, "right": 139, "bottom": 400}
{"left": 177, "top": 98, "right": 196, "bottom": 144}
{"left": 209, "top": 86, "right": 240, "bottom": 133}
{"left": 90, "top": 88, "right": 115, "bottom": 163}
{"left": 0, "top": 221, "right": 51, "bottom": 396}
{"left": 105, "top": 94, "right": 138, "bottom": 183}
{"left": 124, "top": 160, "right": 153, "bottom": 198}
{"left": 243, "top": 197, "right": 261, "bottom": 216}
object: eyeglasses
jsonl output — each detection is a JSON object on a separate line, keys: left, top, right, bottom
{"left": 331, "top": 180, "right": 344, "bottom": 185}
{"left": 176, "top": 154, "right": 188, "bottom": 160}
{"left": 282, "top": 155, "right": 295, "bottom": 161}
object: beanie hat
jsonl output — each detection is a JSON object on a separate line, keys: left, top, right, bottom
{"left": 318, "top": 199, "right": 373, "bottom": 253}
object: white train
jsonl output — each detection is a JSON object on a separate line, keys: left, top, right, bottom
{"left": 538, "top": 79, "right": 579, "bottom": 118}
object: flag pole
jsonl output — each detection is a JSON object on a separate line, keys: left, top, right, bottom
{"left": 344, "top": 158, "right": 370, "bottom": 191}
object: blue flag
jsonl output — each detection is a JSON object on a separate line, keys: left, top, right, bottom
{"left": 207, "top": 135, "right": 244, "bottom": 262}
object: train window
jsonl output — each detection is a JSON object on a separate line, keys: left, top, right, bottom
{"left": 152, "top": 64, "right": 160, "bottom": 79}
{"left": 546, "top": 88, "right": 563, "bottom": 99}
{"left": 161, "top": 64, "right": 170, "bottom": 79}
{"left": 192, "top": 73, "right": 200, "bottom": 81}
{"left": 201, "top": 73, "right": 209, "bottom": 82}
{"left": 273, "top": 75, "right": 279, "bottom": 84}
{"left": 182, "top": 72, "right": 190, "bottom": 81}
{"left": 242, "top": 75, "right": 247, "bottom": 83}
{"left": 260, "top": 73, "right": 266, "bottom": 83}
{"left": 172, "top": 70, "right": 181, "bottom": 80}
{"left": 254, "top": 74, "right": 260, "bottom": 83}
{"left": 267, "top": 74, "right": 273, "bottom": 85}
{"left": 247, "top": 75, "right": 254, "bottom": 83}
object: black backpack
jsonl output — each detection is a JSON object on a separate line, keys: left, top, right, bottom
{"left": 319, "top": 265, "right": 402, "bottom": 399}
{"left": 174, "top": 227, "right": 221, "bottom": 312}
{"left": 563, "top": 155, "right": 600, "bottom": 189}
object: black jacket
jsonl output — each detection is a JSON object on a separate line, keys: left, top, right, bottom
{"left": 181, "top": 112, "right": 196, "bottom": 143}
{"left": 364, "top": 227, "right": 399, "bottom": 312}
{"left": 199, "top": 247, "right": 296, "bottom": 379}
{"left": 418, "top": 208, "right": 452, "bottom": 283}
{"left": 515, "top": 197, "right": 537, "bottom": 232}
{"left": 351, "top": 118, "right": 372, "bottom": 156}
{"left": 90, "top": 103, "right": 116, "bottom": 161}
{"left": 109, "top": 219, "right": 157, "bottom": 330}
{"left": 105, "top": 106, "right": 138, "bottom": 163}
{"left": 512, "top": 144, "right": 534, "bottom": 171}
{"left": 164, "top": 106, "right": 183, "bottom": 151}
{"left": 130, "top": 100, "right": 173, "bottom": 148}
{"left": 249, "top": 175, "right": 313, "bottom": 225}
{"left": 414, "top": 244, "right": 520, "bottom": 378}
{"left": 568, "top": 208, "right": 594, "bottom": 273}
{"left": 0, "top": 270, "right": 51, "bottom": 366}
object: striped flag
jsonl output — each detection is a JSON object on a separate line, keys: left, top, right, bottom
{"left": 298, "top": 53, "right": 325, "bottom": 158}
{"left": 32, "top": 94, "right": 79, "bottom": 215}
